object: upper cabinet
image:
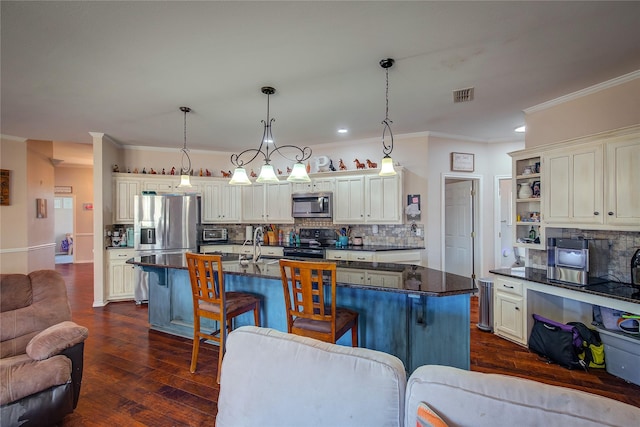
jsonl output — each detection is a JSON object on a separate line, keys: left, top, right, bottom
{"left": 113, "top": 176, "right": 141, "bottom": 224}
{"left": 241, "top": 181, "right": 294, "bottom": 224}
{"left": 542, "top": 129, "right": 639, "bottom": 230}
{"left": 543, "top": 142, "right": 603, "bottom": 225}
{"left": 333, "top": 171, "right": 403, "bottom": 225}
{"left": 512, "top": 125, "right": 640, "bottom": 239}
{"left": 201, "top": 180, "right": 241, "bottom": 223}
{"left": 291, "top": 177, "right": 335, "bottom": 193}
{"left": 605, "top": 138, "right": 640, "bottom": 227}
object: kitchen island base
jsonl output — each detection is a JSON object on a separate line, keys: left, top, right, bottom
{"left": 143, "top": 264, "right": 471, "bottom": 373}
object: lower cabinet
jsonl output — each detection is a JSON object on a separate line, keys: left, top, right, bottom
{"left": 106, "top": 249, "right": 137, "bottom": 300}
{"left": 493, "top": 277, "right": 526, "bottom": 345}
{"left": 326, "top": 249, "right": 421, "bottom": 265}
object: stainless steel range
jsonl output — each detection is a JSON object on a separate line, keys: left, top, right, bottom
{"left": 282, "top": 228, "right": 337, "bottom": 259}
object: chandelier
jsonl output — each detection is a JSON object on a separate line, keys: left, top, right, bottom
{"left": 379, "top": 58, "right": 397, "bottom": 176}
{"left": 229, "top": 86, "right": 312, "bottom": 185}
{"left": 177, "top": 106, "right": 192, "bottom": 187}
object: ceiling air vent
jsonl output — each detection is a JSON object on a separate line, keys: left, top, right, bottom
{"left": 453, "top": 87, "right": 474, "bottom": 103}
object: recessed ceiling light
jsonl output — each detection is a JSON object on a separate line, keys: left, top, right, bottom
{"left": 337, "top": 128, "right": 348, "bottom": 134}
{"left": 514, "top": 125, "right": 526, "bottom": 133}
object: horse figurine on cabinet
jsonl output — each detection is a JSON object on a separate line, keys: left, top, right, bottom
{"left": 366, "top": 159, "right": 378, "bottom": 169}
{"left": 354, "top": 159, "right": 366, "bottom": 169}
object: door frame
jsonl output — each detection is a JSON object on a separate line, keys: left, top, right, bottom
{"left": 440, "top": 173, "right": 483, "bottom": 279}
{"left": 54, "top": 194, "right": 76, "bottom": 263}
{"left": 494, "top": 174, "right": 512, "bottom": 269}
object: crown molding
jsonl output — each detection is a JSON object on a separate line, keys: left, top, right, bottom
{"left": 0, "top": 134, "right": 28, "bottom": 142}
{"left": 525, "top": 70, "right": 640, "bottom": 114}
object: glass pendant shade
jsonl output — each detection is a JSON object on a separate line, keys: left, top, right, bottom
{"left": 256, "top": 163, "right": 279, "bottom": 183}
{"left": 178, "top": 173, "right": 192, "bottom": 187}
{"left": 379, "top": 156, "right": 396, "bottom": 176}
{"left": 229, "top": 167, "right": 252, "bottom": 185}
{"left": 287, "top": 162, "right": 311, "bottom": 182}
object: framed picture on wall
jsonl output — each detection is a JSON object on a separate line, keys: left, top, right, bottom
{"left": 451, "top": 152, "right": 474, "bottom": 172}
{"left": 1, "top": 169, "right": 9, "bottom": 205}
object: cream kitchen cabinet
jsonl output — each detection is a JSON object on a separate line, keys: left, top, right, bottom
{"left": 605, "top": 137, "right": 640, "bottom": 227}
{"left": 334, "top": 173, "right": 402, "bottom": 224}
{"left": 333, "top": 175, "right": 366, "bottom": 223}
{"left": 365, "top": 174, "right": 402, "bottom": 223}
{"left": 543, "top": 142, "right": 603, "bottom": 226}
{"left": 142, "top": 178, "right": 177, "bottom": 193}
{"left": 201, "top": 180, "right": 241, "bottom": 223}
{"left": 543, "top": 129, "right": 639, "bottom": 230}
{"left": 241, "top": 182, "right": 293, "bottom": 224}
{"left": 493, "top": 277, "right": 526, "bottom": 345}
{"left": 336, "top": 267, "right": 402, "bottom": 289}
{"left": 113, "top": 175, "right": 141, "bottom": 224}
{"left": 106, "top": 249, "right": 137, "bottom": 301}
{"left": 325, "top": 249, "right": 374, "bottom": 262}
{"left": 291, "top": 177, "right": 335, "bottom": 193}
{"left": 325, "top": 249, "right": 421, "bottom": 265}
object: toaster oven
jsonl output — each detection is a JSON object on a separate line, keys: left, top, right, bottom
{"left": 202, "top": 228, "right": 228, "bottom": 242}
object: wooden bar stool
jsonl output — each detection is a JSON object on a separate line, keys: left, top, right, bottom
{"left": 185, "top": 253, "right": 260, "bottom": 383}
{"left": 279, "top": 259, "right": 358, "bottom": 346}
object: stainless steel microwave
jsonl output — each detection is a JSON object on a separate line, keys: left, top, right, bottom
{"left": 291, "top": 192, "right": 333, "bottom": 218}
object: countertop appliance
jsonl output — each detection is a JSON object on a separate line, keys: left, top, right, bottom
{"left": 201, "top": 227, "right": 228, "bottom": 242}
{"left": 133, "top": 194, "right": 199, "bottom": 303}
{"left": 282, "top": 228, "right": 337, "bottom": 259}
{"left": 547, "top": 238, "right": 610, "bottom": 286}
{"left": 292, "top": 192, "right": 332, "bottom": 218}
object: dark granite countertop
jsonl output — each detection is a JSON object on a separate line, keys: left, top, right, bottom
{"left": 199, "top": 241, "right": 424, "bottom": 251}
{"left": 128, "top": 252, "right": 474, "bottom": 297}
{"left": 490, "top": 267, "right": 640, "bottom": 304}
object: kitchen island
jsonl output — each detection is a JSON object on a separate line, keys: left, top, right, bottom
{"left": 129, "top": 253, "right": 476, "bottom": 373}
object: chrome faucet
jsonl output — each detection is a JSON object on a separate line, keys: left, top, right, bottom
{"left": 253, "top": 227, "right": 263, "bottom": 263}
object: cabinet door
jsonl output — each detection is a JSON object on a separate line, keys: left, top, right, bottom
{"left": 113, "top": 178, "right": 140, "bottom": 224}
{"left": 494, "top": 292, "right": 525, "bottom": 344}
{"left": 201, "top": 182, "right": 221, "bottom": 223}
{"left": 365, "top": 174, "right": 401, "bottom": 223}
{"left": 366, "top": 271, "right": 402, "bottom": 288}
{"left": 220, "top": 184, "right": 241, "bottom": 222}
{"left": 313, "top": 178, "right": 335, "bottom": 192}
{"left": 107, "top": 261, "right": 135, "bottom": 299}
{"left": 264, "top": 182, "right": 293, "bottom": 223}
{"left": 334, "top": 176, "right": 365, "bottom": 224}
{"left": 544, "top": 144, "right": 603, "bottom": 225}
{"left": 241, "top": 184, "right": 265, "bottom": 222}
{"left": 606, "top": 139, "right": 640, "bottom": 226}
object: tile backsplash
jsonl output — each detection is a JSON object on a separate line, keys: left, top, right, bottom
{"left": 226, "top": 219, "right": 425, "bottom": 247}
{"left": 529, "top": 229, "right": 640, "bottom": 284}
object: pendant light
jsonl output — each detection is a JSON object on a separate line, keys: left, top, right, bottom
{"left": 178, "top": 106, "right": 193, "bottom": 187}
{"left": 230, "top": 86, "right": 312, "bottom": 185}
{"left": 379, "top": 58, "right": 397, "bottom": 176}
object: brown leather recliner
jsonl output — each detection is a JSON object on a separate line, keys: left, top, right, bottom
{"left": 0, "top": 270, "right": 89, "bottom": 427}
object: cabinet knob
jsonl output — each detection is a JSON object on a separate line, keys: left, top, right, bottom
{"left": 515, "top": 307, "right": 520, "bottom": 311}
{"left": 608, "top": 211, "right": 614, "bottom": 216}
{"left": 594, "top": 212, "right": 599, "bottom": 216}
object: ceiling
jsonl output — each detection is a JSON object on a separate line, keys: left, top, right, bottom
{"left": 2, "top": 1, "right": 640, "bottom": 165}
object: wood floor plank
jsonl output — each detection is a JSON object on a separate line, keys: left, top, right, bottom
{"left": 54, "top": 263, "right": 639, "bottom": 426}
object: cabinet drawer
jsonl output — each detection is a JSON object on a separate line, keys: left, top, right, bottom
{"left": 495, "top": 278, "right": 523, "bottom": 296}
{"left": 108, "top": 249, "right": 137, "bottom": 261}
{"left": 200, "top": 245, "right": 234, "bottom": 254}
{"left": 351, "top": 252, "right": 374, "bottom": 262}
{"left": 262, "top": 247, "right": 284, "bottom": 257}
{"left": 325, "top": 250, "right": 348, "bottom": 260}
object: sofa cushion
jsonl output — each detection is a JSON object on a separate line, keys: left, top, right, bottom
{"left": 0, "top": 274, "right": 33, "bottom": 312}
{"left": 0, "top": 270, "right": 72, "bottom": 358}
{"left": 217, "top": 326, "right": 407, "bottom": 427}
{"left": 0, "top": 353, "right": 72, "bottom": 405}
{"left": 405, "top": 365, "right": 640, "bottom": 427}
{"left": 26, "top": 321, "right": 89, "bottom": 361}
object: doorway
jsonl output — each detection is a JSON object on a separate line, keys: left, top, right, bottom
{"left": 443, "top": 175, "right": 481, "bottom": 279}
{"left": 54, "top": 196, "right": 75, "bottom": 264}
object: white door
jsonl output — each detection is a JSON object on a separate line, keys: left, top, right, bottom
{"left": 444, "top": 180, "right": 473, "bottom": 277}
{"left": 54, "top": 196, "right": 74, "bottom": 264}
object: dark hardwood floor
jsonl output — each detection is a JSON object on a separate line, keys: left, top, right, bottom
{"left": 57, "top": 263, "right": 639, "bottom": 426}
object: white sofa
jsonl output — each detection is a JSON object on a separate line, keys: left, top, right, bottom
{"left": 217, "top": 326, "right": 640, "bottom": 427}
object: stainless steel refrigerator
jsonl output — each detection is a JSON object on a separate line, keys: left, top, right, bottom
{"left": 133, "top": 194, "right": 199, "bottom": 303}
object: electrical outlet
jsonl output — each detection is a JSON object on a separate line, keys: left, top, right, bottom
{"left": 416, "top": 227, "right": 422, "bottom": 236}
